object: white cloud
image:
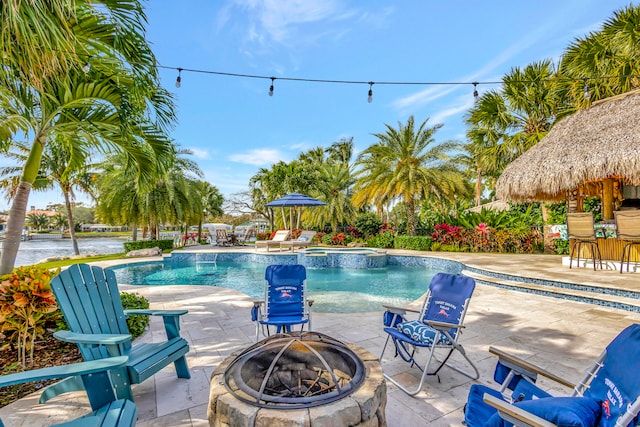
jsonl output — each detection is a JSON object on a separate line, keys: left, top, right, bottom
{"left": 187, "top": 147, "right": 210, "bottom": 159}
{"left": 227, "top": 0, "right": 360, "bottom": 48}
{"left": 228, "top": 148, "right": 284, "bottom": 165}
{"left": 430, "top": 96, "right": 475, "bottom": 126}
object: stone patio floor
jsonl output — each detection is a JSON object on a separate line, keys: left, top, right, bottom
{"left": 1, "top": 249, "right": 639, "bottom": 426}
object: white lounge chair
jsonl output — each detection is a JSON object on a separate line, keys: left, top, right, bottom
{"left": 255, "top": 230, "right": 290, "bottom": 252}
{"left": 279, "top": 230, "right": 317, "bottom": 252}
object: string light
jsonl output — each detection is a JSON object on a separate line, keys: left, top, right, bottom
{"left": 175, "top": 67, "right": 182, "bottom": 88}
{"left": 269, "top": 77, "right": 275, "bottom": 96}
{"left": 83, "top": 57, "right": 91, "bottom": 74}
{"left": 583, "top": 79, "right": 591, "bottom": 99}
{"left": 154, "top": 64, "right": 636, "bottom": 102}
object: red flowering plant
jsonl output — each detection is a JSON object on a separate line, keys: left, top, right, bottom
{"left": 0, "top": 266, "right": 60, "bottom": 366}
{"left": 380, "top": 222, "right": 395, "bottom": 234}
{"left": 345, "top": 225, "right": 361, "bottom": 238}
{"left": 431, "top": 223, "right": 463, "bottom": 246}
{"left": 332, "top": 232, "right": 347, "bottom": 246}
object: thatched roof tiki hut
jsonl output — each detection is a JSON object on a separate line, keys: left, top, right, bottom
{"left": 496, "top": 90, "right": 640, "bottom": 220}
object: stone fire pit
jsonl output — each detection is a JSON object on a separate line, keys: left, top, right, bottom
{"left": 208, "top": 333, "right": 387, "bottom": 426}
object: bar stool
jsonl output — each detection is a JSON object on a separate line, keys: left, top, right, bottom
{"left": 567, "top": 213, "right": 602, "bottom": 270}
{"left": 614, "top": 210, "right": 640, "bottom": 273}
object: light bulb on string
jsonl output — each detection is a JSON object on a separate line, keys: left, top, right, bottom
{"left": 472, "top": 82, "right": 479, "bottom": 101}
{"left": 176, "top": 68, "right": 182, "bottom": 88}
{"left": 83, "top": 57, "right": 91, "bottom": 74}
{"left": 269, "top": 77, "right": 275, "bottom": 96}
{"left": 367, "top": 82, "right": 374, "bottom": 103}
{"left": 583, "top": 79, "right": 590, "bottom": 100}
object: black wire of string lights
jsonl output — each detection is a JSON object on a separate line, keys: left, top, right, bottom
{"left": 42, "top": 48, "right": 623, "bottom": 103}
{"left": 157, "top": 64, "right": 509, "bottom": 103}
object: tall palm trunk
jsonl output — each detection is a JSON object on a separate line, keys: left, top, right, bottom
{"left": 475, "top": 169, "right": 483, "bottom": 206}
{"left": 62, "top": 189, "right": 80, "bottom": 255}
{"left": 0, "top": 139, "right": 45, "bottom": 274}
{"left": 406, "top": 198, "right": 417, "bottom": 236}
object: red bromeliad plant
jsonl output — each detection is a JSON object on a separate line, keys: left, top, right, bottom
{"left": 0, "top": 265, "right": 60, "bottom": 367}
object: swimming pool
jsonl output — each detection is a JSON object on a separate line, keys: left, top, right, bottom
{"left": 108, "top": 258, "right": 455, "bottom": 313}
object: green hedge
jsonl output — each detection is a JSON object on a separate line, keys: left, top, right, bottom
{"left": 366, "top": 231, "right": 395, "bottom": 248}
{"left": 394, "top": 235, "right": 433, "bottom": 251}
{"left": 123, "top": 239, "right": 174, "bottom": 252}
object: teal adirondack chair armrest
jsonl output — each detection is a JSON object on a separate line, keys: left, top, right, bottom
{"left": 1, "top": 356, "right": 130, "bottom": 414}
{"left": 54, "top": 330, "right": 132, "bottom": 357}
{"left": 124, "top": 309, "right": 188, "bottom": 340}
{"left": 124, "top": 309, "right": 187, "bottom": 316}
{"left": 0, "top": 356, "right": 128, "bottom": 387}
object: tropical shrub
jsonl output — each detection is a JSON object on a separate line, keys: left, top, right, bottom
{"left": 0, "top": 266, "right": 60, "bottom": 366}
{"left": 124, "top": 239, "right": 173, "bottom": 252}
{"left": 367, "top": 231, "right": 395, "bottom": 248}
{"left": 554, "top": 238, "right": 570, "bottom": 255}
{"left": 120, "top": 292, "right": 150, "bottom": 338}
{"left": 354, "top": 213, "right": 383, "bottom": 239}
{"left": 55, "top": 292, "right": 150, "bottom": 340}
{"left": 321, "top": 232, "right": 353, "bottom": 246}
{"left": 431, "top": 223, "right": 463, "bottom": 247}
{"left": 394, "top": 235, "right": 433, "bottom": 251}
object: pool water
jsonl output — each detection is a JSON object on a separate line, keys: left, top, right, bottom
{"left": 109, "top": 261, "right": 436, "bottom": 313}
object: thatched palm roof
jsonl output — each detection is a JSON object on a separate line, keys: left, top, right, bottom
{"left": 496, "top": 90, "right": 640, "bottom": 202}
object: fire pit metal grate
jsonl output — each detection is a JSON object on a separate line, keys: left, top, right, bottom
{"left": 223, "top": 331, "right": 365, "bottom": 409}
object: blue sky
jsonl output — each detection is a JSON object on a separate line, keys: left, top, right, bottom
{"left": 8, "top": 0, "right": 635, "bottom": 211}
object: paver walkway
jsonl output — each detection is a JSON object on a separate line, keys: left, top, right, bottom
{"left": 1, "top": 250, "right": 639, "bottom": 426}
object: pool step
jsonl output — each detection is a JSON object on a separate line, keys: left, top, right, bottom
{"left": 461, "top": 269, "right": 640, "bottom": 313}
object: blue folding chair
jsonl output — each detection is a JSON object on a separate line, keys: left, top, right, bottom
{"left": 251, "top": 264, "right": 313, "bottom": 341}
{"left": 464, "top": 324, "right": 640, "bottom": 427}
{"left": 380, "top": 272, "right": 478, "bottom": 395}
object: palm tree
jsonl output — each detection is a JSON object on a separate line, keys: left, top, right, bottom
{"left": 25, "top": 212, "right": 49, "bottom": 231}
{"left": 307, "top": 162, "right": 356, "bottom": 232}
{"left": 0, "top": 1, "right": 175, "bottom": 274}
{"left": 354, "top": 116, "right": 466, "bottom": 235}
{"left": 41, "top": 139, "right": 98, "bottom": 255}
{"left": 1, "top": 1, "right": 81, "bottom": 90}
{"left": 558, "top": 4, "right": 640, "bottom": 109}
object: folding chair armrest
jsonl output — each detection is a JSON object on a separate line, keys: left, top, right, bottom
{"left": 424, "top": 320, "right": 465, "bottom": 330}
{"left": 382, "top": 304, "right": 420, "bottom": 315}
{"left": 0, "top": 356, "right": 128, "bottom": 387}
{"left": 54, "top": 330, "right": 132, "bottom": 346}
{"left": 483, "top": 393, "right": 556, "bottom": 427}
{"left": 489, "top": 346, "right": 575, "bottom": 389}
{"left": 252, "top": 300, "right": 264, "bottom": 306}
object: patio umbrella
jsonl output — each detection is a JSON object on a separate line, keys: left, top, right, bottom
{"left": 265, "top": 192, "right": 326, "bottom": 230}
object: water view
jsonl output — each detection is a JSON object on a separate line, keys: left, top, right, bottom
{"left": 4, "top": 237, "right": 127, "bottom": 267}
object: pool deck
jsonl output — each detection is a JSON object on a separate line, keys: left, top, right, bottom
{"left": 1, "top": 248, "right": 640, "bottom": 426}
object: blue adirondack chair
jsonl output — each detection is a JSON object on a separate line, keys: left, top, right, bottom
{"left": 41, "top": 263, "right": 190, "bottom": 404}
{"left": 0, "top": 356, "right": 137, "bottom": 427}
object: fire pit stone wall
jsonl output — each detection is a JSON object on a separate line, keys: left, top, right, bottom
{"left": 208, "top": 341, "right": 387, "bottom": 427}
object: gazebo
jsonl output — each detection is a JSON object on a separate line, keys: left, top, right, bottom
{"left": 496, "top": 90, "right": 640, "bottom": 220}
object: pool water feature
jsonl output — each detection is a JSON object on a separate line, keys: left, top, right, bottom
{"left": 109, "top": 259, "right": 447, "bottom": 313}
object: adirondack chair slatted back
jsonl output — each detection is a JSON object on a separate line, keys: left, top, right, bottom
{"left": 52, "top": 264, "right": 132, "bottom": 360}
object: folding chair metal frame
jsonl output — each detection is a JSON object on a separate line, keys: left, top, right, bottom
{"left": 380, "top": 273, "right": 478, "bottom": 396}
